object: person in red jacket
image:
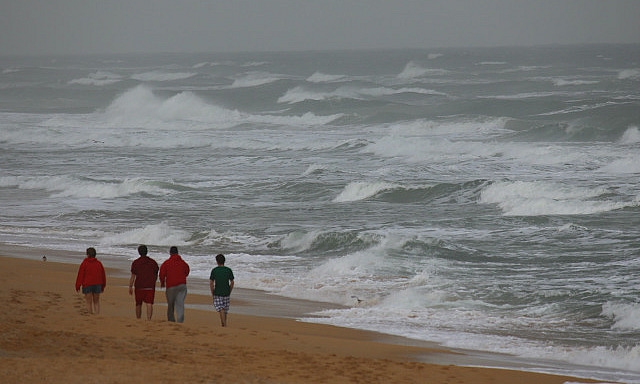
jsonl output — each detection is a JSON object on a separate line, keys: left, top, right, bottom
{"left": 159, "top": 246, "right": 190, "bottom": 323}
{"left": 75, "top": 247, "right": 106, "bottom": 315}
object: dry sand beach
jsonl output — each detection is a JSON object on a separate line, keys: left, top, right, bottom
{"left": 0, "top": 245, "right": 605, "bottom": 384}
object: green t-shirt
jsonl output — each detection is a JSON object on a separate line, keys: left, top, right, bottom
{"left": 210, "top": 266, "right": 234, "bottom": 296}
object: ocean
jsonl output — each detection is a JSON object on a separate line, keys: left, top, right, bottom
{"left": 1, "top": 44, "right": 639, "bottom": 381}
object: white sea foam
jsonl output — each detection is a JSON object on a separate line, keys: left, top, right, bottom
{"left": 278, "top": 85, "right": 446, "bottom": 103}
{"left": 618, "top": 126, "right": 640, "bottom": 144}
{"left": 617, "top": 69, "right": 640, "bottom": 80}
{"left": 69, "top": 71, "right": 122, "bottom": 86}
{"left": 279, "top": 230, "right": 323, "bottom": 252}
{"left": 301, "top": 163, "right": 327, "bottom": 176}
{"left": 558, "top": 223, "right": 588, "bottom": 232}
{"left": 103, "top": 85, "right": 340, "bottom": 130}
{"left": 306, "top": 72, "right": 347, "bottom": 83}
{"left": 333, "top": 181, "right": 399, "bottom": 202}
{"left": 242, "top": 61, "right": 268, "bottom": 67}
{"left": 538, "top": 101, "right": 627, "bottom": 116}
{"left": 602, "top": 302, "right": 640, "bottom": 330}
{"left": 427, "top": 53, "right": 443, "bottom": 60}
{"left": 100, "top": 222, "right": 193, "bottom": 247}
{"left": 230, "top": 71, "right": 282, "bottom": 88}
{"left": 483, "top": 91, "right": 578, "bottom": 100}
{"left": 397, "top": 61, "right": 449, "bottom": 79}
{"left": 552, "top": 78, "right": 599, "bottom": 86}
{"left": 200, "top": 229, "right": 272, "bottom": 249}
{"left": 477, "top": 61, "right": 507, "bottom": 65}
{"left": 599, "top": 155, "right": 640, "bottom": 174}
{"left": 131, "top": 70, "right": 196, "bottom": 82}
{"left": 0, "top": 175, "right": 172, "bottom": 199}
{"left": 479, "top": 181, "right": 635, "bottom": 216}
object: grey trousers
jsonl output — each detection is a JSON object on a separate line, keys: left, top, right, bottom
{"left": 165, "top": 284, "right": 187, "bottom": 323}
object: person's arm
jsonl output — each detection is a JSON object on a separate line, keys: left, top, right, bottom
{"left": 229, "top": 279, "right": 234, "bottom": 294}
{"left": 75, "top": 262, "right": 85, "bottom": 292}
{"left": 128, "top": 273, "right": 136, "bottom": 295}
{"left": 159, "top": 264, "right": 166, "bottom": 288}
{"left": 209, "top": 279, "right": 215, "bottom": 296}
{"left": 101, "top": 264, "right": 107, "bottom": 291}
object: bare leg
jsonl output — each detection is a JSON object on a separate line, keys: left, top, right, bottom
{"left": 218, "top": 310, "right": 227, "bottom": 327}
{"left": 84, "top": 293, "right": 94, "bottom": 314}
{"left": 145, "top": 303, "right": 153, "bottom": 320}
{"left": 135, "top": 305, "right": 142, "bottom": 319}
{"left": 93, "top": 293, "right": 101, "bottom": 314}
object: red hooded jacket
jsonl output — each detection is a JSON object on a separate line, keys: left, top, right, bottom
{"left": 159, "top": 253, "right": 189, "bottom": 288}
{"left": 75, "top": 257, "right": 106, "bottom": 291}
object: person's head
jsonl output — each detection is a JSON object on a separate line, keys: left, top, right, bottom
{"left": 138, "top": 244, "right": 148, "bottom": 257}
{"left": 216, "top": 253, "right": 225, "bottom": 265}
{"left": 86, "top": 247, "right": 97, "bottom": 258}
{"left": 170, "top": 246, "right": 179, "bottom": 255}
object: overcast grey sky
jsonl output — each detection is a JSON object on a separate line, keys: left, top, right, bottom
{"left": 1, "top": 0, "right": 639, "bottom": 55}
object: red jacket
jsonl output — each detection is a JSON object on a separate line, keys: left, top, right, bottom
{"left": 159, "top": 254, "right": 189, "bottom": 288}
{"left": 75, "top": 257, "right": 106, "bottom": 291}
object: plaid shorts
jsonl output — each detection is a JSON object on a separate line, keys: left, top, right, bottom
{"left": 213, "top": 295, "right": 230, "bottom": 313}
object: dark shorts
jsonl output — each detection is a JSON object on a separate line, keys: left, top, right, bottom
{"left": 82, "top": 285, "right": 103, "bottom": 294}
{"left": 134, "top": 289, "right": 155, "bottom": 305}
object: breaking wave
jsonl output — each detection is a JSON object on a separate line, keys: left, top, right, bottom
{"left": 131, "top": 70, "right": 196, "bottom": 82}
{"left": 278, "top": 85, "right": 446, "bottom": 103}
{"left": 479, "top": 180, "right": 637, "bottom": 216}
{"left": 0, "top": 175, "right": 174, "bottom": 199}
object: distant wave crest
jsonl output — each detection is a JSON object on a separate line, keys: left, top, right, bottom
{"left": 333, "top": 181, "right": 399, "bottom": 202}
{"left": 101, "top": 222, "right": 193, "bottom": 246}
{"left": 617, "top": 69, "right": 640, "bottom": 80}
{"left": 69, "top": 71, "right": 122, "bottom": 86}
{"left": 104, "top": 85, "right": 341, "bottom": 129}
{"left": 0, "top": 175, "right": 174, "bottom": 199}
{"left": 278, "top": 85, "right": 446, "bottom": 104}
{"left": 479, "top": 180, "right": 637, "bottom": 216}
{"left": 131, "top": 70, "right": 196, "bottom": 82}
{"left": 230, "top": 71, "right": 282, "bottom": 88}
{"left": 397, "top": 61, "right": 449, "bottom": 79}
{"left": 306, "top": 72, "right": 347, "bottom": 83}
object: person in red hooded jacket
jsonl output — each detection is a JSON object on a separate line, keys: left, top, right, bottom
{"left": 75, "top": 247, "right": 106, "bottom": 314}
{"left": 159, "top": 246, "right": 189, "bottom": 323}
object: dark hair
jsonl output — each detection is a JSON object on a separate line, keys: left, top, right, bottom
{"left": 170, "top": 246, "right": 179, "bottom": 255}
{"left": 86, "top": 247, "right": 97, "bottom": 258}
{"left": 138, "top": 244, "right": 148, "bottom": 256}
{"left": 216, "top": 254, "right": 225, "bottom": 265}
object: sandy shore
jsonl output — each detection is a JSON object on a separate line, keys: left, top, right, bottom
{"left": 0, "top": 245, "right": 604, "bottom": 384}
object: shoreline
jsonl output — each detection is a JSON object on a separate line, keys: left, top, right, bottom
{"left": 0, "top": 243, "right": 614, "bottom": 383}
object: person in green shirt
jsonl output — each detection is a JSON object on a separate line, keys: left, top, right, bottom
{"left": 209, "top": 254, "right": 234, "bottom": 327}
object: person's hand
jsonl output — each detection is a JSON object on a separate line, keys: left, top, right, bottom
{"left": 128, "top": 287, "right": 133, "bottom": 295}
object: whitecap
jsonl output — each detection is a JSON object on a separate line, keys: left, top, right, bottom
{"left": 618, "top": 126, "right": 640, "bottom": 145}
{"left": 333, "top": 181, "right": 398, "bottom": 203}
{"left": 100, "top": 222, "right": 192, "bottom": 246}
{"left": 131, "top": 70, "right": 196, "bottom": 82}
{"left": 306, "top": 72, "right": 347, "bottom": 83}
{"left": 230, "top": 71, "right": 282, "bottom": 88}
{"left": 617, "top": 69, "right": 640, "bottom": 80}
{"left": 479, "top": 180, "right": 636, "bottom": 216}
{"left": 397, "top": 61, "right": 448, "bottom": 79}
{"left": 68, "top": 71, "right": 122, "bottom": 86}
{"left": 602, "top": 302, "right": 640, "bottom": 330}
